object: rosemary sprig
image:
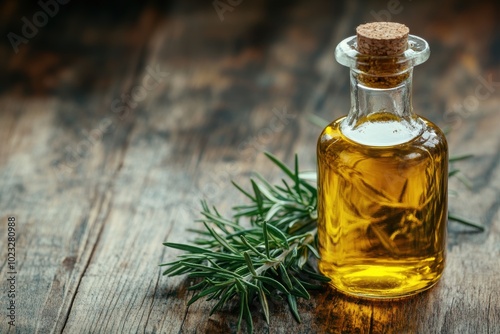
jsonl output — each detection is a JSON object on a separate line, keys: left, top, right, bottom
{"left": 161, "top": 148, "right": 483, "bottom": 332}
{"left": 162, "top": 153, "right": 327, "bottom": 333}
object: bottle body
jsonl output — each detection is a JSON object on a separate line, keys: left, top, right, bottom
{"left": 317, "top": 116, "right": 448, "bottom": 298}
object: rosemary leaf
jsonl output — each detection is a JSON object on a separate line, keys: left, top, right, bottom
{"left": 257, "top": 282, "right": 270, "bottom": 324}
{"left": 255, "top": 275, "right": 289, "bottom": 294}
{"left": 448, "top": 212, "right": 485, "bottom": 231}
{"left": 279, "top": 263, "right": 293, "bottom": 290}
{"left": 449, "top": 154, "right": 474, "bottom": 162}
{"left": 287, "top": 294, "right": 301, "bottom": 323}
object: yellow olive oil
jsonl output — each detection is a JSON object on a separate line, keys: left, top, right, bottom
{"left": 317, "top": 116, "right": 448, "bottom": 298}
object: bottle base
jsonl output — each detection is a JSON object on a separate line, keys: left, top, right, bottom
{"left": 321, "top": 263, "right": 443, "bottom": 300}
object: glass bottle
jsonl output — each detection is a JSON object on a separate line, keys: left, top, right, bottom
{"left": 317, "top": 23, "right": 448, "bottom": 299}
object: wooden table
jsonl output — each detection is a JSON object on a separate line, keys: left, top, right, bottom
{"left": 1, "top": 1, "right": 499, "bottom": 333}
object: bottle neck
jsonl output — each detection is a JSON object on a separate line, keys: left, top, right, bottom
{"left": 340, "top": 69, "right": 424, "bottom": 146}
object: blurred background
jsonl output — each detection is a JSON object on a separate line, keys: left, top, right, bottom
{"left": 1, "top": 0, "right": 498, "bottom": 118}
{"left": 0, "top": 0, "right": 498, "bottom": 164}
{"left": 0, "top": 0, "right": 499, "bottom": 332}
{"left": 1, "top": 0, "right": 498, "bottom": 172}
{"left": 0, "top": 0, "right": 498, "bottom": 196}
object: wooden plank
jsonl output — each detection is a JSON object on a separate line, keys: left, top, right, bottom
{"left": 0, "top": 2, "right": 167, "bottom": 333}
{"left": 0, "top": 0, "right": 498, "bottom": 333}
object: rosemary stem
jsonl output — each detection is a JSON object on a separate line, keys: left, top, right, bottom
{"left": 244, "top": 243, "right": 299, "bottom": 282}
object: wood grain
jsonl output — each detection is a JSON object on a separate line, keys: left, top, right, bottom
{"left": 0, "top": 0, "right": 499, "bottom": 333}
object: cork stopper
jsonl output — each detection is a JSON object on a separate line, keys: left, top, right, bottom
{"left": 356, "top": 22, "right": 409, "bottom": 56}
